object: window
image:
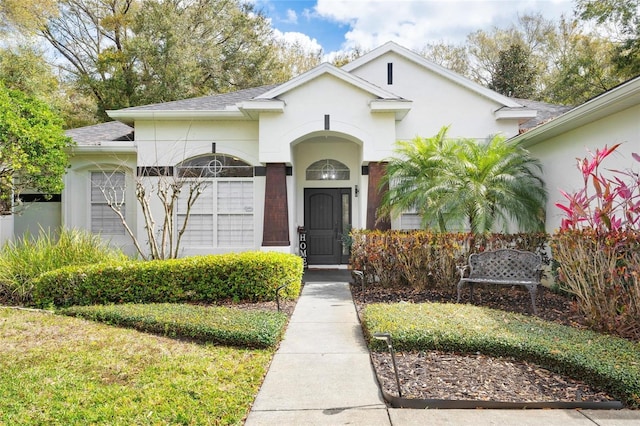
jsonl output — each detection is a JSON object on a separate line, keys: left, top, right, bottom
{"left": 400, "top": 212, "right": 422, "bottom": 230}
{"left": 306, "top": 159, "right": 350, "bottom": 180}
{"left": 177, "top": 154, "right": 253, "bottom": 178}
{"left": 177, "top": 155, "right": 254, "bottom": 248}
{"left": 90, "top": 171, "right": 125, "bottom": 235}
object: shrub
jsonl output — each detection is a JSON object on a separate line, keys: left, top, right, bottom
{"left": 556, "top": 144, "right": 640, "bottom": 232}
{"left": 350, "top": 230, "right": 548, "bottom": 289}
{"left": 550, "top": 229, "right": 640, "bottom": 340}
{"left": 60, "top": 303, "right": 288, "bottom": 348}
{"left": 32, "top": 251, "right": 303, "bottom": 308}
{"left": 0, "top": 228, "right": 128, "bottom": 305}
{"left": 553, "top": 144, "right": 640, "bottom": 339}
{"left": 362, "top": 302, "right": 640, "bottom": 408}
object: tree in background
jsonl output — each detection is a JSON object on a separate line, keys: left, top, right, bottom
{"left": 0, "top": 83, "right": 73, "bottom": 214}
{"left": 423, "top": 12, "right": 628, "bottom": 105}
{"left": 0, "top": 45, "right": 97, "bottom": 128}
{"left": 272, "top": 38, "right": 323, "bottom": 81}
{"left": 576, "top": 0, "right": 640, "bottom": 79}
{"left": 1, "top": 0, "right": 284, "bottom": 121}
{"left": 542, "top": 17, "right": 621, "bottom": 105}
{"left": 489, "top": 43, "right": 538, "bottom": 98}
{"left": 420, "top": 42, "right": 470, "bottom": 76}
{"left": 380, "top": 126, "right": 547, "bottom": 234}
{"left": 465, "top": 13, "right": 555, "bottom": 90}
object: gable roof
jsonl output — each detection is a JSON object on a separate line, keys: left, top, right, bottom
{"left": 244, "top": 62, "right": 412, "bottom": 119}
{"left": 104, "top": 41, "right": 540, "bottom": 126}
{"left": 109, "top": 63, "right": 413, "bottom": 123}
{"left": 255, "top": 62, "right": 403, "bottom": 100}
{"left": 511, "top": 75, "right": 640, "bottom": 147}
{"left": 342, "top": 41, "right": 525, "bottom": 109}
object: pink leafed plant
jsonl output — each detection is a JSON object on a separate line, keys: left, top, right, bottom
{"left": 556, "top": 143, "right": 640, "bottom": 231}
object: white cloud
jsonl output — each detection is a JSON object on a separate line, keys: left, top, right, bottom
{"left": 314, "top": 0, "right": 575, "bottom": 52}
{"left": 284, "top": 9, "right": 298, "bottom": 24}
{"left": 273, "top": 29, "right": 324, "bottom": 53}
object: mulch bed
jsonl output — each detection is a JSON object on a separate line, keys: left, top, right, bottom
{"left": 352, "top": 284, "right": 623, "bottom": 405}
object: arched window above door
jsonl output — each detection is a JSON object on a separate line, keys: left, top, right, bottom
{"left": 306, "top": 159, "right": 350, "bottom": 180}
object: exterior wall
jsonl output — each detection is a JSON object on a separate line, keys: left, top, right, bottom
{"left": 348, "top": 51, "right": 521, "bottom": 140}
{"left": 63, "top": 152, "right": 138, "bottom": 256}
{"left": 527, "top": 103, "right": 640, "bottom": 233}
{"left": 259, "top": 74, "right": 397, "bottom": 163}
{"left": 134, "top": 120, "right": 260, "bottom": 166}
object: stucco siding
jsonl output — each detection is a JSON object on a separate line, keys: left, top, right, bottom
{"left": 348, "top": 51, "right": 521, "bottom": 140}
{"left": 259, "top": 74, "right": 397, "bottom": 163}
{"left": 134, "top": 120, "right": 260, "bottom": 167}
{"left": 528, "top": 103, "right": 640, "bottom": 232}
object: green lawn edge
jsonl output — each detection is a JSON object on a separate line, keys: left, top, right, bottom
{"left": 362, "top": 302, "right": 640, "bottom": 408}
{"left": 59, "top": 303, "right": 289, "bottom": 349}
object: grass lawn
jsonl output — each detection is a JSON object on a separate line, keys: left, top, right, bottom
{"left": 0, "top": 307, "right": 275, "bottom": 425}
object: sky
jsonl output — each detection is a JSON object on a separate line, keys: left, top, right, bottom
{"left": 251, "top": 0, "right": 576, "bottom": 57}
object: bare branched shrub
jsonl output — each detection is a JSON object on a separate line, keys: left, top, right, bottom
{"left": 97, "top": 169, "right": 208, "bottom": 260}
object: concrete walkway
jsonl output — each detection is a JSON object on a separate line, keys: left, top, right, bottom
{"left": 245, "top": 271, "right": 640, "bottom": 425}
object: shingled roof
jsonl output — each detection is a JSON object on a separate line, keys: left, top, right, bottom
{"left": 114, "top": 85, "right": 279, "bottom": 112}
{"left": 65, "top": 121, "right": 134, "bottom": 146}
{"left": 514, "top": 98, "right": 573, "bottom": 133}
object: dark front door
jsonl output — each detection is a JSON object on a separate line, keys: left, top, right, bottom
{"left": 304, "top": 188, "right": 351, "bottom": 265}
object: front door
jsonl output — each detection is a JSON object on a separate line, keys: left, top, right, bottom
{"left": 304, "top": 188, "right": 351, "bottom": 265}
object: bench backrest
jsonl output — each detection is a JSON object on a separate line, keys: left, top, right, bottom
{"left": 468, "top": 249, "right": 541, "bottom": 281}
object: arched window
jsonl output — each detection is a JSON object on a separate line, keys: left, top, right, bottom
{"left": 306, "top": 159, "right": 350, "bottom": 180}
{"left": 177, "top": 154, "right": 254, "bottom": 178}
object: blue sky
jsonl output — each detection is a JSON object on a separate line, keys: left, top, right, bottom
{"left": 251, "top": 0, "right": 576, "bottom": 56}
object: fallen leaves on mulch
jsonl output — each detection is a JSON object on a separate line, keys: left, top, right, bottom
{"left": 371, "top": 351, "right": 616, "bottom": 403}
{"left": 354, "top": 283, "right": 620, "bottom": 405}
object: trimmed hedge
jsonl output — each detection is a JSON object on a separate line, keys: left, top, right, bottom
{"left": 33, "top": 252, "right": 303, "bottom": 308}
{"left": 350, "top": 230, "right": 548, "bottom": 289}
{"left": 60, "top": 303, "right": 288, "bottom": 349}
{"left": 362, "top": 302, "right": 640, "bottom": 408}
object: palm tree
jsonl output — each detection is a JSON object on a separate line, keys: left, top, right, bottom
{"left": 379, "top": 126, "right": 547, "bottom": 234}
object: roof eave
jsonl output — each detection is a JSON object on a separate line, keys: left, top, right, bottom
{"left": 236, "top": 100, "right": 286, "bottom": 119}
{"left": 369, "top": 99, "right": 413, "bottom": 120}
{"left": 106, "top": 109, "right": 248, "bottom": 125}
{"left": 494, "top": 108, "right": 537, "bottom": 120}
{"left": 69, "top": 142, "right": 137, "bottom": 154}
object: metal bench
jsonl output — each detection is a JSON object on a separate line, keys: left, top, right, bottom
{"left": 457, "top": 249, "right": 542, "bottom": 314}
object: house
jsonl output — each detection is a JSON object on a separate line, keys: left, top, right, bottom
{"left": 9, "top": 42, "right": 542, "bottom": 265}
{"left": 511, "top": 75, "right": 640, "bottom": 232}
